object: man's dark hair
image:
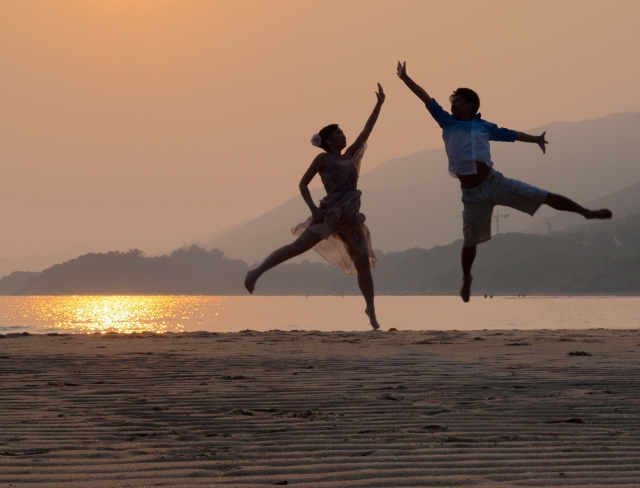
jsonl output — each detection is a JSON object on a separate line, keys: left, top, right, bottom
{"left": 450, "top": 88, "right": 480, "bottom": 116}
{"left": 318, "top": 124, "right": 339, "bottom": 151}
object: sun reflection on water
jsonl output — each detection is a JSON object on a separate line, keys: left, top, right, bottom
{"left": 3, "top": 296, "right": 228, "bottom": 334}
{"left": 5, "top": 295, "right": 640, "bottom": 334}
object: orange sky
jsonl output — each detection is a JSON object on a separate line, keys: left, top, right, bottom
{"left": 1, "top": 0, "right": 639, "bottom": 259}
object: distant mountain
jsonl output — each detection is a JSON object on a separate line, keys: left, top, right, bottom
{"left": 198, "top": 112, "right": 640, "bottom": 264}
{"left": 0, "top": 246, "right": 93, "bottom": 279}
{"left": 524, "top": 180, "right": 640, "bottom": 235}
{"left": 7, "top": 211, "right": 640, "bottom": 296}
{"left": 16, "top": 247, "right": 248, "bottom": 296}
{"left": 371, "top": 213, "right": 640, "bottom": 296}
{"left": 182, "top": 219, "right": 250, "bottom": 250}
{"left": 0, "top": 271, "right": 39, "bottom": 295}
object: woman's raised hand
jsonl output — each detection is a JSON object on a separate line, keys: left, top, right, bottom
{"left": 396, "top": 61, "right": 407, "bottom": 80}
{"left": 346, "top": 82, "right": 385, "bottom": 155}
{"left": 375, "top": 83, "right": 385, "bottom": 104}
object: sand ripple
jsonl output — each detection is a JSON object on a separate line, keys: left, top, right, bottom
{"left": 1, "top": 329, "right": 639, "bottom": 487}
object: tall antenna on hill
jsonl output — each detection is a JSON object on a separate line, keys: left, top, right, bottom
{"left": 545, "top": 220, "right": 552, "bottom": 236}
{"left": 493, "top": 208, "right": 509, "bottom": 234}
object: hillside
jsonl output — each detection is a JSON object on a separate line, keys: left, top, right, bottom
{"left": 0, "top": 246, "right": 93, "bottom": 282}
{"left": 17, "top": 248, "right": 248, "bottom": 296}
{"left": 198, "top": 112, "right": 640, "bottom": 264}
{"left": 0, "top": 271, "right": 39, "bottom": 295}
{"left": 524, "top": 180, "right": 640, "bottom": 235}
{"left": 6, "top": 211, "right": 640, "bottom": 296}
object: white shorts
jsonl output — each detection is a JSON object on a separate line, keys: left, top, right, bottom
{"left": 461, "top": 170, "right": 548, "bottom": 247}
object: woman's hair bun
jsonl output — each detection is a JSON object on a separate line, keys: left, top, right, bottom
{"left": 310, "top": 133, "right": 323, "bottom": 147}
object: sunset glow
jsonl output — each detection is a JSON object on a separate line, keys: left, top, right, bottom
{"left": 4, "top": 295, "right": 226, "bottom": 333}
{"left": 3, "top": 3, "right": 640, "bottom": 485}
{"left": 2, "top": 1, "right": 639, "bottom": 262}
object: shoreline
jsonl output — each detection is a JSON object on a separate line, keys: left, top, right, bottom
{"left": 4, "top": 293, "right": 640, "bottom": 296}
{"left": 2, "top": 329, "right": 639, "bottom": 486}
{"left": 3, "top": 295, "right": 640, "bottom": 335}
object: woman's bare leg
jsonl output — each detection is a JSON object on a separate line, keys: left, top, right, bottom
{"left": 350, "top": 248, "right": 380, "bottom": 330}
{"left": 245, "top": 230, "right": 322, "bottom": 293}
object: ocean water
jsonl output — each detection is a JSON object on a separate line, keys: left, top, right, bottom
{"left": 0, "top": 295, "right": 639, "bottom": 334}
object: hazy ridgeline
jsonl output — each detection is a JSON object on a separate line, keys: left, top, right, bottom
{"left": 198, "top": 113, "right": 640, "bottom": 264}
{"left": 2, "top": 212, "right": 640, "bottom": 296}
{"left": 1, "top": 112, "right": 639, "bottom": 280}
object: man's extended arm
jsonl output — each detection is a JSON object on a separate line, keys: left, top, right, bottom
{"left": 396, "top": 61, "right": 433, "bottom": 106}
{"left": 516, "top": 131, "right": 548, "bottom": 154}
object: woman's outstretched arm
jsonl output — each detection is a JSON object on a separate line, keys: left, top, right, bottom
{"left": 299, "top": 154, "right": 326, "bottom": 222}
{"left": 345, "top": 84, "right": 385, "bottom": 158}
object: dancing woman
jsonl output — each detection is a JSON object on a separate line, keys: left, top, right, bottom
{"left": 245, "top": 84, "right": 385, "bottom": 330}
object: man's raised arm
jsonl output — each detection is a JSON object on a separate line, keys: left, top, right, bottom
{"left": 396, "top": 61, "right": 433, "bottom": 106}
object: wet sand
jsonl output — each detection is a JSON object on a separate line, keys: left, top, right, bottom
{"left": 1, "top": 329, "right": 640, "bottom": 487}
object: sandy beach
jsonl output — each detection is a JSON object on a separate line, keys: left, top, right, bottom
{"left": 1, "top": 329, "right": 639, "bottom": 487}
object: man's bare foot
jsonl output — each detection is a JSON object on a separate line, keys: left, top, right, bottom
{"left": 244, "top": 270, "right": 258, "bottom": 294}
{"left": 586, "top": 209, "right": 612, "bottom": 220}
{"left": 460, "top": 274, "right": 473, "bottom": 303}
{"left": 365, "top": 308, "right": 380, "bottom": 330}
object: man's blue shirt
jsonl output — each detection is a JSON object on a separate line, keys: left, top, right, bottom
{"left": 427, "top": 99, "right": 517, "bottom": 176}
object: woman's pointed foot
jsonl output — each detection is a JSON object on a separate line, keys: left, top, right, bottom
{"left": 460, "top": 274, "right": 473, "bottom": 303}
{"left": 365, "top": 308, "right": 380, "bottom": 330}
{"left": 586, "top": 208, "right": 612, "bottom": 220}
{"left": 244, "top": 270, "right": 258, "bottom": 294}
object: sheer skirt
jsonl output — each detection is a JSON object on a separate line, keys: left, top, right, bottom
{"left": 292, "top": 189, "right": 376, "bottom": 274}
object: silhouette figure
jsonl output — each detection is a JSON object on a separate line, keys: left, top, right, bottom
{"left": 245, "top": 84, "right": 386, "bottom": 330}
{"left": 397, "top": 61, "right": 612, "bottom": 302}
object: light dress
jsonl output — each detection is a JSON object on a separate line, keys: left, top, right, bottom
{"left": 291, "top": 144, "right": 376, "bottom": 274}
